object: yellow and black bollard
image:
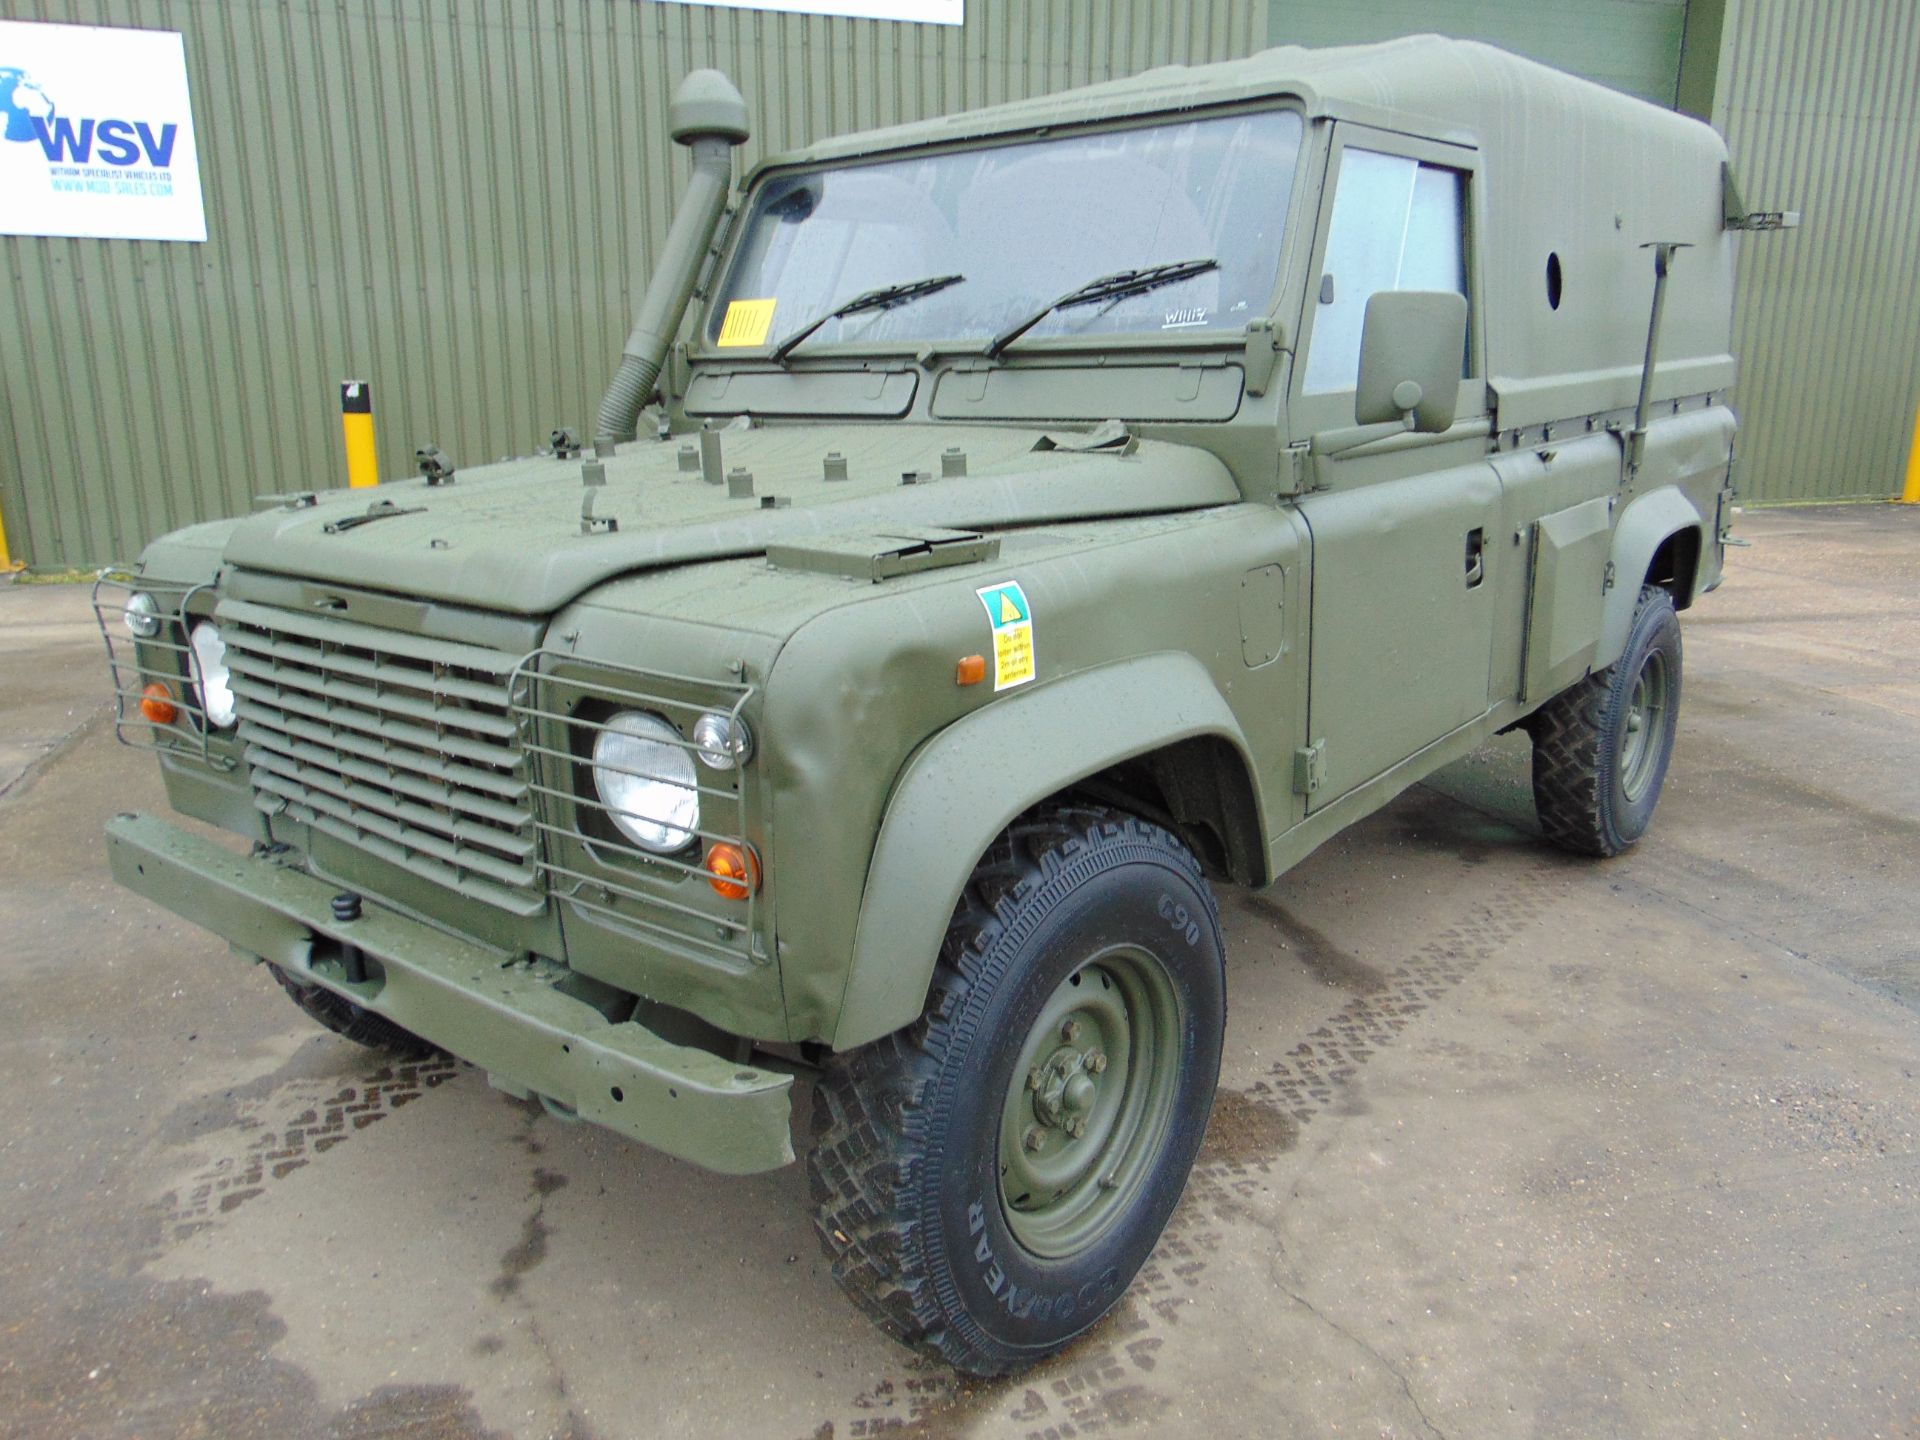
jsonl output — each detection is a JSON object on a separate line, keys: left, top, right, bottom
{"left": 1904, "top": 398, "right": 1920, "bottom": 504}
{"left": 0, "top": 486, "right": 17, "bottom": 571}
{"left": 341, "top": 380, "right": 380, "bottom": 489}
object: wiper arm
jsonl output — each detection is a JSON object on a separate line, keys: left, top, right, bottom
{"left": 323, "top": 499, "right": 427, "bottom": 534}
{"left": 769, "top": 272, "right": 966, "bottom": 363}
{"left": 985, "top": 257, "right": 1219, "bottom": 357}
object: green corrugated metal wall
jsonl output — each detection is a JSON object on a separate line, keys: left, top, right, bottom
{"left": 1712, "top": 0, "right": 1920, "bottom": 503}
{"left": 1265, "top": 0, "right": 1690, "bottom": 107}
{"left": 0, "top": 0, "right": 1263, "bottom": 568}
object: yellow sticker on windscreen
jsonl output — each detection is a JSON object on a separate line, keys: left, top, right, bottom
{"left": 717, "top": 298, "right": 778, "bottom": 347}
{"left": 976, "top": 581, "right": 1035, "bottom": 691}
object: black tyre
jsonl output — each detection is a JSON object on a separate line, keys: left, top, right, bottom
{"left": 265, "top": 962, "right": 438, "bottom": 1058}
{"left": 808, "top": 806, "right": 1226, "bottom": 1376}
{"left": 1530, "top": 584, "right": 1683, "bottom": 857}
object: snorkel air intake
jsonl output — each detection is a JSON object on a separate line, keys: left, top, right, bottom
{"left": 594, "top": 69, "right": 750, "bottom": 450}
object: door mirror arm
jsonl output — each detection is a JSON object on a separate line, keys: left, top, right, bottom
{"left": 1309, "top": 415, "right": 1415, "bottom": 458}
{"left": 1309, "top": 290, "right": 1469, "bottom": 457}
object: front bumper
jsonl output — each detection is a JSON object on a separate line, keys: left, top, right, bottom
{"left": 106, "top": 813, "right": 795, "bottom": 1174}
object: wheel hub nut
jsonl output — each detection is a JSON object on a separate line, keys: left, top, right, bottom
{"left": 1030, "top": 1043, "right": 1091, "bottom": 1126}
{"left": 1061, "top": 1019, "right": 1080, "bottom": 1043}
{"left": 1023, "top": 1125, "right": 1046, "bottom": 1152}
{"left": 1064, "top": 1073, "right": 1097, "bottom": 1116}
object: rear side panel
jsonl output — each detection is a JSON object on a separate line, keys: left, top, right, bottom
{"left": 1523, "top": 495, "right": 1614, "bottom": 702}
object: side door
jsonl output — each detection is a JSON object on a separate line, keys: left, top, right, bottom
{"left": 1292, "top": 126, "right": 1501, "bottom": 809}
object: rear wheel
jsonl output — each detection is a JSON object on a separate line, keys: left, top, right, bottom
{"left": 1529, "top": 584, "right": 1683, "bottom": 856}
{"left": 266, "top": 963, "right": 438, "bottom": 1058}
{"left": 807, "top": 807, "right": 1225, "bottom": 1376}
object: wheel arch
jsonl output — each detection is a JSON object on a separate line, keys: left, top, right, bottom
{"left": 1645, "top": 526, "right": 1702, "bottom": 610}
{"left": 1596, "top": 487, "right": 1705, "bottom": 671}
{"left": 829, "top": 653, "right": 1265, "bottom": 1051}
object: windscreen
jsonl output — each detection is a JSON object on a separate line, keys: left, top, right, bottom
{"left": 709, "top": 109, "right": 1303, "bottom": 352}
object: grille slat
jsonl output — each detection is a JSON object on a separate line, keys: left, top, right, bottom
{"left": 227, "top": 650, "right": 519, "bottom": 741}
{"left": 251, "top": 774, "right": 539, "bottom": 885}
{"left": 223, "top": 627, "right": 508, "bottom": 708}
{"left": 246, "top": 745, "right": 537, "bottom": 862}
{"left": 270, "top": 800, "right": 545, "bottom": 917}
{"left": 237, "top": 723, "right": 529, "bottom": 825}
{"left": 220, "top": 602, "right": 541, "bottom": 915}
{"left": 219, "top": 598, "right": 518, "bottom": 676}
{"left": 228, "top": 679, "right": 524, "bottom": 777}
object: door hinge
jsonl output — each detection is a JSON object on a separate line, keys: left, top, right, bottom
{"left": 1292, "top": 740, "right": 1327, "bottom": 795}
{"left": 1284, "top": 443, "right": 1322, "bottom": 495}
{"left": 1602, "top": 559, "right": 1617, "bottom": 594}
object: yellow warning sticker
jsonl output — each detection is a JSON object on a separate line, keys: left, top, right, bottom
{"left": 975, "top": 581, "right": 1035, "bottom": 691}
{"left": 717, "top": 298, "right": 778, "bottom": 348}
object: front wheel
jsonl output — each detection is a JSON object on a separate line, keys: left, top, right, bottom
{"left": 1529, "top": 584, "right": 1683, "bottom": 856}
{"left": 807, "top": 807, "right": 1225, "bottom": 1376}
{"left": 265, "top": 962, "right": 438, "bottom": 1058}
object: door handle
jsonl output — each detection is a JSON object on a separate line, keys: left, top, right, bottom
{"left": 1464, "top": 527, "right": 1485, "bottom": 588}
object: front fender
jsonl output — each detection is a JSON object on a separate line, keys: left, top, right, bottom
{"left": 830, "top": 652, "right": 1258, "bottom": 1050}
{"left": 1596, "top": 487, "right": 1704, "bottom": 670}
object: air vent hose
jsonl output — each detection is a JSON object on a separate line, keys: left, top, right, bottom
{"left": 594, "top": 70, "right": 750, "bottom": 449}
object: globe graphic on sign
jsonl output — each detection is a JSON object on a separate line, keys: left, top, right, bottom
{"left": 0, "top": 67, "right": 55, "bottom": 144}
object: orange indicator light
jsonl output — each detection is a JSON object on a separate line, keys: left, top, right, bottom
{"left": 956, "top": 654, "right": 987, "bottom": 687}
{"left": 140, "top": 683, "right": 178, "bottom": 725}
{"left": 705, "top": 842, "right": 760, "bottom": 900}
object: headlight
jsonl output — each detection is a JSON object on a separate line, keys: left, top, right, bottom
{"left": 691, "top": 710, "right": 753, "bottom": 770}
{"left": 592, "top": 711, "right": 699, "bottom": 852}
{"left": 124, "top": 592, "right": 162, "bottom": 638}
{"left": 188, "top": 622, "right": 237, "bottom": 729}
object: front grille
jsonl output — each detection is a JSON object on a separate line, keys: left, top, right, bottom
{"left": 219, "top": 598, "right": 544, "bottom": 916}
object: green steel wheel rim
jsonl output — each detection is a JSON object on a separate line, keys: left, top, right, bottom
{"left": 1618, "top": 647, "right": 1673, "bottom": 803}
{"left": 996, "top": 944, "right": 1186, "bottom": 1259}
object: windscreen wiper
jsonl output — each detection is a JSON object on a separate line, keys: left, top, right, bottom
{"left": 323, "top": 499, "right": 427, "bottom": 534}
{"left": 985, "top": 257, "right": 1219, "bottom": 357}
{"left": 769, "top": 273, "right": 966, "bottom": 363}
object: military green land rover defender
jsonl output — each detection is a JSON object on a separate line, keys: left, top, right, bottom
{"left": 99, "top": 38, "right": 1772, "bottom": 1373}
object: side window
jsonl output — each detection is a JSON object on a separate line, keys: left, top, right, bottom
{"left": 1303, "top": 149, "right": 1468, "bottom": 394}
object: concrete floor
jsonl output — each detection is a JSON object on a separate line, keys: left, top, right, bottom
{"left": 1, "top": 506, "right": 1915, "bottom": 1440}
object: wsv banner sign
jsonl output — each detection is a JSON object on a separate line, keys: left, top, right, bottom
{"left": 0, "top": 20, "right": 207, "bottom": 242}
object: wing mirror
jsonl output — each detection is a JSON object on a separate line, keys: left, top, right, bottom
{"left": 1355, "top": 290, "right": 1467, "bottom": 432}
{"left": 1312, "top": 290, "right": 1468, "bottom": 458}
